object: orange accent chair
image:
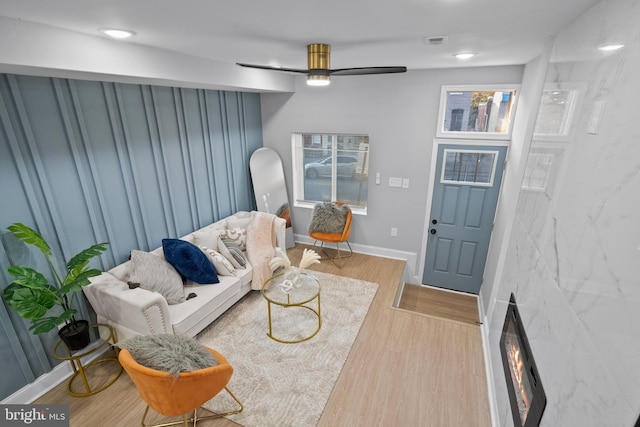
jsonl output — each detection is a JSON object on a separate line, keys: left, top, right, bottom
{"left": 119, "top": 346, "right": 243, "bottom": 427}
{"left": 308, "top": 201, "right": 353, "bottom": 267}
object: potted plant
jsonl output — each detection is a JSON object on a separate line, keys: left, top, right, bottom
{"left": 2, "top": 223, "right": 108, "bottom": 351}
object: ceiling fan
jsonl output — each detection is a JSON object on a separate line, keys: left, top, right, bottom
{"left": 237, "top": 43, "right": 407, "bottom": 86}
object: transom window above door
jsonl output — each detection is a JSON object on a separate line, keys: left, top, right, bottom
{"left": 437, "top": 85, "right": 520, "bottom": 139}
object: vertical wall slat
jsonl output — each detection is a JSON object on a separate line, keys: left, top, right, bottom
{"left": 201, "top": 90, "right": 220, "bottom": 219}
{"left": 69, "top": 81, "right": 118, "bottom": 265}
{"left": 8, "top": 76, "right": 77, "bottom": 289}
{"left": 0, "top": 83, "right": 52, "bottom": 378}
{"left": 174, "top": 88, "right": 198, "bottom": 230}
{"left": 102, "top": 82, "right": 146, "bottom": 249}
{"left": 149, "top": 86, "right": 179, "bottom": 237}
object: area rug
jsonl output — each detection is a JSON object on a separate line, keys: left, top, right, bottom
{"left": 197, "top": 271, "right": 378, "bottom": 427}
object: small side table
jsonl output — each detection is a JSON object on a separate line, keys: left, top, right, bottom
{"left": 52, "top": 323, "right": 123, "bottom": 397}
{"left": 262, "top": 271, "right": 322, "bottom": 344}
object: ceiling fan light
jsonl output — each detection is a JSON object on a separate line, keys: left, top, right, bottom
{"left": 307, "top": 75, "right": 331, "bottom": 86}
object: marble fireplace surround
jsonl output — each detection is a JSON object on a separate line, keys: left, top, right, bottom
{"left": 485, "top": 0, "right": 640, "bottom": 425}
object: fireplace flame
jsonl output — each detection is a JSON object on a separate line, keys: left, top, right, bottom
{"left": 507, "top": 335, "right": 532, "bottom": 423}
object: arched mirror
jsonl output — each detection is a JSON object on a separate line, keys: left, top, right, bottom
{"left": 250, "top": 148, "right": 295, "bottom": 248}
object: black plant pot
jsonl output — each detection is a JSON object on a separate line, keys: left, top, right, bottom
{"left": 58, "top": 320, "right": 90, "bottom": 351}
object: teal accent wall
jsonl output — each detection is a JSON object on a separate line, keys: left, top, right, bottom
{"left": 0, "top": 74, "right": 263, "bottom": 400}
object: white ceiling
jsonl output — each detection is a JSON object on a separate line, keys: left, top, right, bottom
{"left": 0, "top": 0, "right": 601, "bottom": 73}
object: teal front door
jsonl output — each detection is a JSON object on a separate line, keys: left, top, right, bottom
{"left": 422, "top": 144, "right": 507, "bottom": 294}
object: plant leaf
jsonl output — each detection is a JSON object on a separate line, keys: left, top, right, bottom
{"left": 7, "top": 266, "right": 51, "bottom": 290}
{"left": 66, "top": 242, "right": 108, "bottom": 272}
{"left": 7, "top": 287, "right": 56, "bottom": 320}
{"left": 7, "top": 223, "right": 52, "bottom": 257}
{"left": 60, "top": 269, "right": 102, "bottom": 294}
{"left": 30, "top": 316, "right": 62, "bottom": 334}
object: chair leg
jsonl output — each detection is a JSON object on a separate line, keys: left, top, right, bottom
{"left": 191, "top": 387, "right": 244, "bottom": 424}
{"left": 314, "top": 240, "right": 353, "bottom": 268}
{"left": 139, "top": 387, "right": 243, "bottom": 427}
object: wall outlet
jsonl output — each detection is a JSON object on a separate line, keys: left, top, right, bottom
{"left": 391, "top": 227, "right": 398, "bottom": 237}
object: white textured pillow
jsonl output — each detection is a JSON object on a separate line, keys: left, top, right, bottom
{"left": 192, "top": 227, "right": 224, "bottom": 249}
{"left": 199, "top": 246, "right": 236, "bottom": 276}
{"left": 128, "top": 250, "right": 185, "bottom": 304}
{"left": 219, "top": 227, "right": 247, "bottom": 250}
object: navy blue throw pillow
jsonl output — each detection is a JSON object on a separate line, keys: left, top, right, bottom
{"left": 162, "top": 239, "right": 219, "bottom": 284}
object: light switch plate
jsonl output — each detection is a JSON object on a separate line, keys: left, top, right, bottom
{"left": 402, "top": 178, "right": 409, "bottom": 188}
{"left": 389, "top": 177, "right": 402, "bottom": 187}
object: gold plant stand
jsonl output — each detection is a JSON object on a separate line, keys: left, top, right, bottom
{"left": 52, "top": 323, "right": 123, "bottom": 397}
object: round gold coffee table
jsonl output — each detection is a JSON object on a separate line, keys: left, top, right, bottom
{"left": 262, "top": 271, "right": 321, "bottom": 344}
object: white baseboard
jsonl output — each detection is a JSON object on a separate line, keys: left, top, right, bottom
{"left": 1, "top": 340, "right": 109, "bottom": 404}
{"left": 294, "top": 234, "right": 418, "bottom": 284}
{"left": 477, "top": 292, "right": 499, "bottom": 427}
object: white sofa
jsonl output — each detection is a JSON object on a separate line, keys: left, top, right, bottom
{"left": 83, "top": 211, "right": 286, "bottom": 343}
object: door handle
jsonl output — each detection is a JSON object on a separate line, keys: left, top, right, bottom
{"left": 430, "top": 228, "right": 436, "bottom": 235}
{"left": 432, "top": 219, "right": 438, "bottom": 225}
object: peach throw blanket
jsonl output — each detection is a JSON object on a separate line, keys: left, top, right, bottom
{"left": 246, "top": 212, "right": 276, "bottom": 290}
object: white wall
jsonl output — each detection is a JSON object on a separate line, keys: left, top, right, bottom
{"left": 0, "top": 16, "right": 294, "bottom": 93}
{"left": 260, "top": 66, "right": 524, "bottom": 282}
{"left": 486, "top": 0, "right": 640, "bottom": 425}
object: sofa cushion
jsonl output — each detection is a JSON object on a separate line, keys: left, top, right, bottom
{"left": 170, "top": 276, "right": 242, "bottom": 336}
{"left": 199, "top": 246, "right": 235, "bottom": 276}
{"left": 162, "top": 239, "right": 219, "bottom": 284}
{"left": 128, "top": 250, "right": 186, "bottom": 304}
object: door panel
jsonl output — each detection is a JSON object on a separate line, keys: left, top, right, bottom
{"left": 423, "top": 144, "right": 507, "bottom": 294}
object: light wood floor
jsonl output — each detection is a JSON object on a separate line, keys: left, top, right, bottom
{"left": 396, "top": 283, "right": 481, "bottom": 326}
{"left": 35, "top": 244, "right": 491, "bottom": 427}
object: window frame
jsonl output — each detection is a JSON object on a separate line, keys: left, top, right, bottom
{"left": 440, "top": 148, "right": 500, "bottom": 187}
{"left": 291, "top": 133, "right": 369, "bottom": 215}
{"left": 436, "top": 84, "right": 520, "bottom": 140}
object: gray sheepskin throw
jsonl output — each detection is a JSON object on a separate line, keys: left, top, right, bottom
{"left": 309, "top": 202, "right": 349, "bottom": 234}
{"left": 120, "top": 334, "right": 218, "bottom": 378}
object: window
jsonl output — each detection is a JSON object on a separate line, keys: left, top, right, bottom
{"left": 437, "top": 85, "right": 519, "bottom": 139}
{"left": 441, "top": 149, "right": 499, "bottom": 186}
{"left": 292, "top": 133, "right": 369, "bottom": 213}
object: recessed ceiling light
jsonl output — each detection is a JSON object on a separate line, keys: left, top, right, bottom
{"left": 100, "top": 28, "right": 136, "bottom": 39}
{"left": 598, "top": 44, "right": 624, "bottom": 51}
{"left": 454, "top": 53, "right": 476, "bottom": 60}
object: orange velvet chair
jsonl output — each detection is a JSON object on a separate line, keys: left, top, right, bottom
{"left": 308, "top": 201, "right": 353, "bottom": 267}
{"left": 119, "top": 346, "right": 243, "bottom": 427}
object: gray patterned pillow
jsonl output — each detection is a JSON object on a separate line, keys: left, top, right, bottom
{"left": 219, "top": 227, "right": 247, "bottom": 250}
{"left": 128, "top": 250, "right": 185, "bottom": 304}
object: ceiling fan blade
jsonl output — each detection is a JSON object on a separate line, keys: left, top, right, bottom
{"left": 236, "top": 63, "right": 309, "bottom": 74}
{"left": 329, "top": 66, "right": 407, "bottom": 76}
